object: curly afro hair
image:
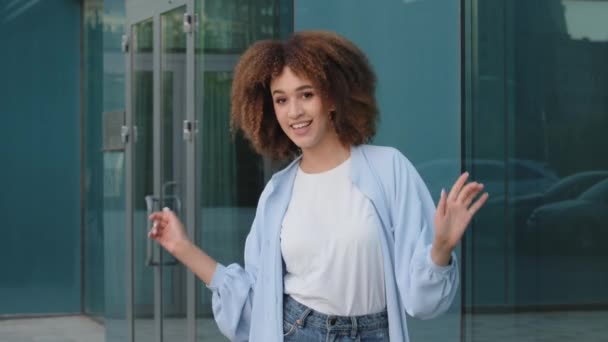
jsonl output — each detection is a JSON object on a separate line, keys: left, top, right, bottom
{"left": 230, "top": 30, "right": 378, "bottom": 160}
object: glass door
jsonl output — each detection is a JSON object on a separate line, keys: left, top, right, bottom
{"left": 126, "top": 1, "right": 195, "bottom": 342}
{"left": 129, "top": 16, "right": 156, "bottom": 342}
{"left": 126, "top": 1, "right": 289, "bottom": 341}
{"left": 192, "top": 1, "right": 289, "bottom": 341}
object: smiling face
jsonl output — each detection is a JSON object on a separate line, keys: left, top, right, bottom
{"left": 270, "top": 66, "right": 338, "bottom": 154}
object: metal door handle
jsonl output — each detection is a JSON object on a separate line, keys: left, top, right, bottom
{"left": 145, "top": 195, "right": 178, "bottom": 266}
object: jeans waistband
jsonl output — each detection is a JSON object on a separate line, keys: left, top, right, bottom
{"left": 283, "top": 295, "right": 388, "bottom": 332}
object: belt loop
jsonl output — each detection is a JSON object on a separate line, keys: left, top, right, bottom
{"left": 350, "top": 316, "right": 358, "bottom": 339}
{"left": 296, "top": 307, "right": 312, "bottom": 328}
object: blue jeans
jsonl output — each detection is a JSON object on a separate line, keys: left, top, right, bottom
{"left": 283, "top": 296, "right": 390, "bottom": 342}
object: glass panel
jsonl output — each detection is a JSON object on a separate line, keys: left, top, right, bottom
{"left": 194, "top": 1, "right": 290, "bottom": 340}
{"left": 294, "top": 1, "right": 461, "bottom": 341}
{"left": 201, "top": 0, "right": 282, "bottom": 52}
{"left": 131, "top": 17, "right": 155, "bottom": 342}
{"left": 84, "top": 0, "right": 105, "bottom": 322}
{"left": 0, "top": 0, "right": 81, "bottom": 316}
{"left": 160, "top": 5, "right": 189, "bottom": 342}
{"left": 464, "top": 0, "right": 608, "bottom": 341}
{"left": 98, "top": 0, "right": 128, "bottom": 340}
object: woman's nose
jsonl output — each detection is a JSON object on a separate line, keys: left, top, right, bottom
{"left": 287, "top": 101, "right": 303, "bottom": 118}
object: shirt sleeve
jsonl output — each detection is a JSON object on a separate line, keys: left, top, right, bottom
{"left": 392, "top": 153, "right": 459, "bottom": 320}
{"left": 205, "top": 184, "right": 271, "bottom": 341}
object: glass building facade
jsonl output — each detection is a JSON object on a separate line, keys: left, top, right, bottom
{"left": 0, "top": 0, "right": 606, "bottom": 341}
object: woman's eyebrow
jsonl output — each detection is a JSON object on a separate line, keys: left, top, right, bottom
{"left": 295, "top": 85, "right": 314, "bottom": 91}
{"left": 272, "top": 85, "right": 314, "bottom": 95}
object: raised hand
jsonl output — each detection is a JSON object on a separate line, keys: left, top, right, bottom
{"left": 148, "top": 207, "right": 189, "bottom": 255}
{"left": 148, "top": 207, "right": 218, "bottom": 285}
{"left": 432, "top": 172, "right": 488, "bottom": 265}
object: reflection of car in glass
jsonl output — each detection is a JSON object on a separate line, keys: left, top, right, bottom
{"left": 539, "top": 170, "right": 608, "bottom": 204}
{"left": 416, "top": 158, "right": 559, "bottom": 201}
{"left": 416, "top": 159, "right": 560, "bottom": 251}
{"left": 525, "top": 177, "right": 608, "bottom": 255}
{"left": 510, "top": 170, "right": 608, "bottom": 227}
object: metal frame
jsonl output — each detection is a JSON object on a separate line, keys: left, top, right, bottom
{"left": 461, "top": 1, "right": 478, "bottom": 341}
{"left": 124, "top": 19, "right": 134, "bottom": 342}
{"left": 126, "top": 0, "right": 189, "bottom": 27}
{"left": 184, "top": 2, "right": 196, "bottom": 341}
{"left": 153, "top": 11, "right": 163, "bottom": 342}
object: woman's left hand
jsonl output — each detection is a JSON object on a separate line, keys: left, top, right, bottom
{"left": 432, "top": 172, "right": 489, "bottom": 266}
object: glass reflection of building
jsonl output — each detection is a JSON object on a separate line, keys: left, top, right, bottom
{"left": 1, "top": 0, "right": 606, "bottom": 341}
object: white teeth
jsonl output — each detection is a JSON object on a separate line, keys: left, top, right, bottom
{"left": 291, "top": 121, "right": 311, "bottom": 129}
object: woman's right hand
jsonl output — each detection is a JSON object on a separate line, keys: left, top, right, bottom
{"left": 148, "top": 207, "right": 189, "bottom": 255}
{"left": 148, "top": 207, "right": 218, "bottom": 285}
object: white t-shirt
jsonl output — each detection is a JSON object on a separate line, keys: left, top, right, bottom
{"left": 280, "top": 158, "right": 386, "bottom": 316}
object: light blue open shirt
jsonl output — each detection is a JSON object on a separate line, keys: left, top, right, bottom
{"left": 208, "top": 144, "right": 459, "bottom": 341}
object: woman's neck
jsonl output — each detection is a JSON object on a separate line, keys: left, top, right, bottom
{"left": 299, "top": 139, "right": 351, "bottom": 174}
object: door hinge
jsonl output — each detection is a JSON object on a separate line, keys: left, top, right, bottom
{"left": 121, "top": 125, "right": 129, "bottom": 143}
{"left": 121, "top": 34, "right": 129, "bottom": 53}
{"left": 183, "top": 13, "right": 193, "bottom": 34}
{"left": 183, "top": 120, "right": 198, "bottom": 141}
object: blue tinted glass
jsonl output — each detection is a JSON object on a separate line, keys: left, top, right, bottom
{"left": 0, "top": 0, "right": 81, "bottom": 315}
{"left": 295, "top": 1, "right": 461, "bottom": 341}
{"left": 100, "top": 0, "right": 128, "bottom": 339}
{"left": 464, "top": 0, "right": 608, "bottom": 340}
{"left": 84, "top": 0, "right": 105, "bottom": 319}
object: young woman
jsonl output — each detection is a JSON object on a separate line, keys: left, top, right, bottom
{"left": 148, "top": 31, "right": 488, "bottom": 342}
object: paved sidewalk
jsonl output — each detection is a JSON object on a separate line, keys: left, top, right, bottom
{"left": 0, "top": 311, "right": 606, "bottom": 341}
{"left": 463, "top": 310, "right": 608, "bottom": 342}
{"left": 0, "top": 316, "right": 104, "bottom": 342}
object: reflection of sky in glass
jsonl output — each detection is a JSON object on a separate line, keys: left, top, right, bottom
{"left": 563, "top": 0, "right": 608, "bottom": 41}
{"left": 1, "top": 0, "right": 39, "bottom": 23}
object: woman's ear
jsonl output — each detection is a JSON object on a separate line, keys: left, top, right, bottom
{"left": 328, "top": 104, "right": 336, "bottom": 115}
{"left": 324, "top": 96, "right": 336, "bottom": 112}
{"left": 325, "top": 97, "right": 336, "bottom": 118}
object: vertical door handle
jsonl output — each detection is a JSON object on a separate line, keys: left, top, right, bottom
{"left": 145, "top": 195, "right": 178, "bottom": 266}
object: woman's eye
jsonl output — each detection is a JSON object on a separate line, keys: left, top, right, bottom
{"left": 275, "top": 98, "right": 286, "bottom": 104}
{"left": 302, "top": 92, "right": 314, "bottom": 99}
